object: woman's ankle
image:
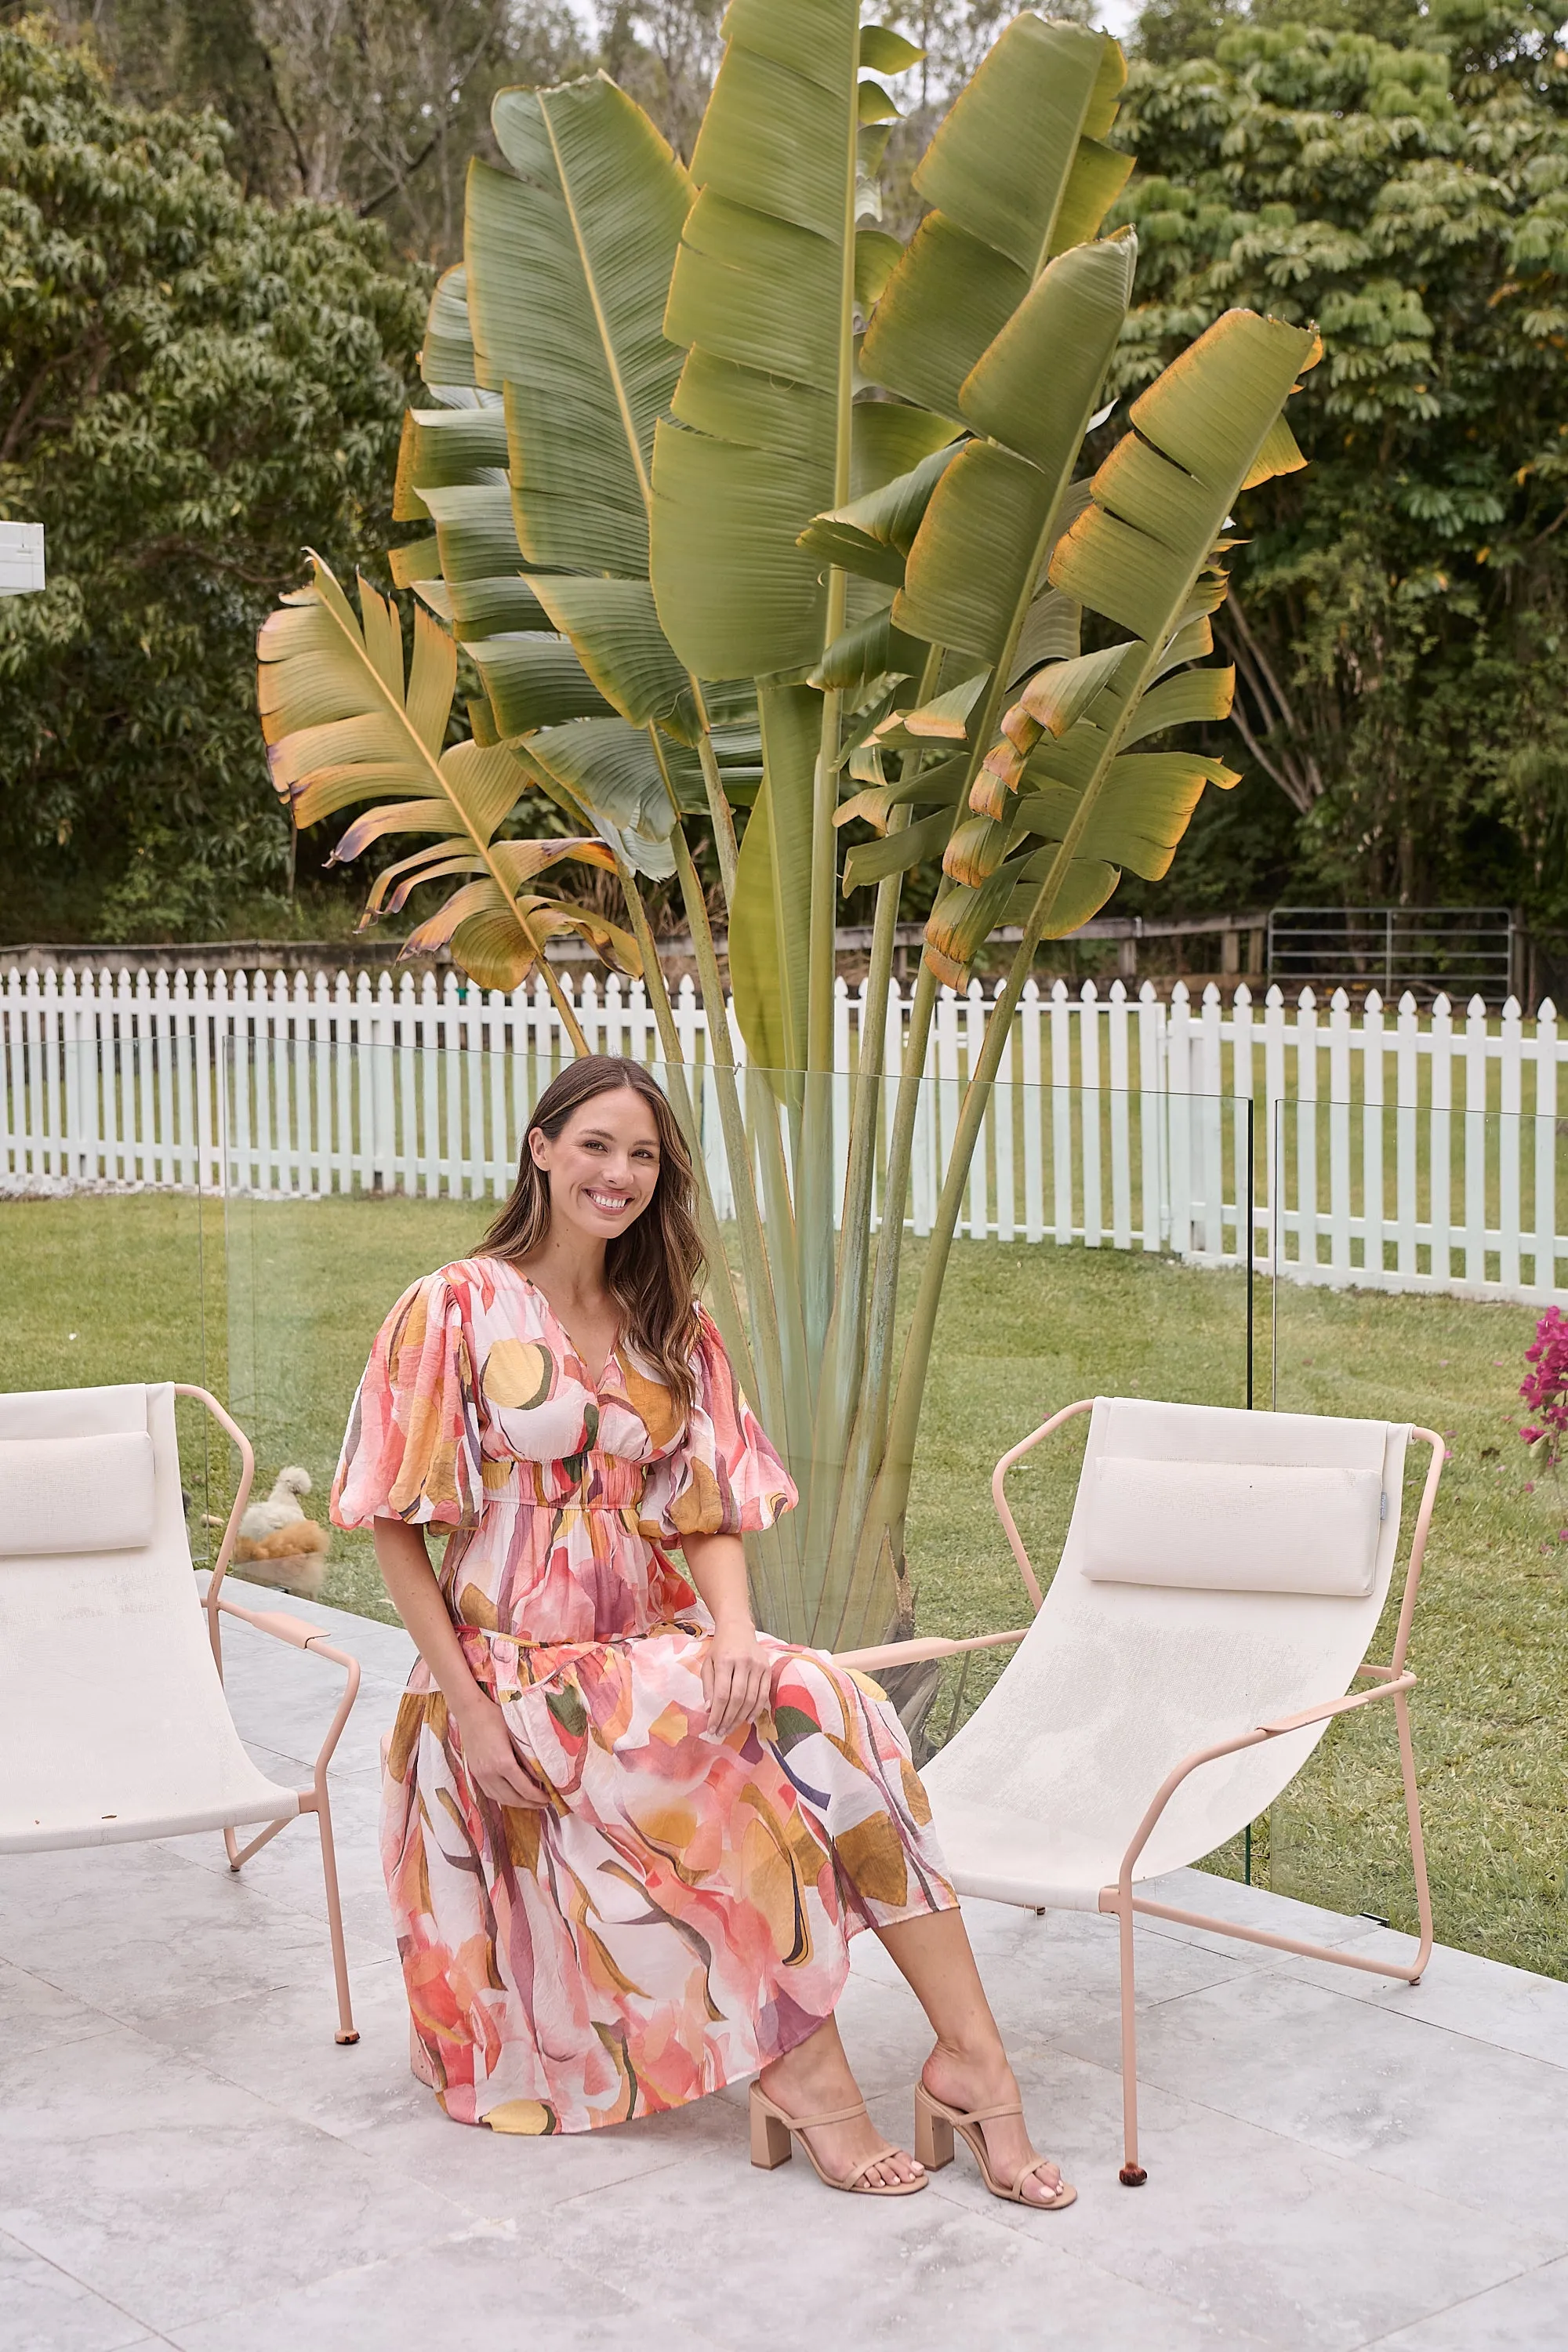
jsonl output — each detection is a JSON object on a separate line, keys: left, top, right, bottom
{"left": 923, "top": 2032, "right": 1016, "bottom": 2100}
{"left": 760, "top": 2027, "right": 850, "bottom": 2095}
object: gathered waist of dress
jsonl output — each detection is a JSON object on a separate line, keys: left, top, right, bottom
{"left": 481, "top": 1454, "right": 649, "bottom": 1512}
{"left": 453, "top": 1617, "right": 708, "bottom": 1691}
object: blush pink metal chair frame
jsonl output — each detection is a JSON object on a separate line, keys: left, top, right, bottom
{"left": 838, "top": 1397, "right": 1444, "bottom": 2187}
{"left": 192, "top": 1386, "right": 363, "bottom": 2045}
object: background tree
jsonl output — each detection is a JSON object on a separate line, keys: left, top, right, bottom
{"left": 0, "top": 20, "right": 425, "bottom": 939}
{"left": 26, "top": 1, "right": 589, "bottom": 259}
{"left": 1110, "top": 1, "right": 1568, "bottom": 924}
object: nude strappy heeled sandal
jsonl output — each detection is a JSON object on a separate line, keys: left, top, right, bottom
{"left": 749, "top": 2082, "right": 927, "bottom": 2196}
{"left": 913, "top": 2081, "right": 1077, "bottom": 2209}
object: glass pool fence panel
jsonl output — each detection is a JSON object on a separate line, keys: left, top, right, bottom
{"left": 1263, "top": 1097, "right": 1559, "bottom": 1932}
{"left": 1, "top": 1033, "right": 227, "bottom": 1559}
{"left": 216, "top": 1039, "right": 1253, "bottom": 1664}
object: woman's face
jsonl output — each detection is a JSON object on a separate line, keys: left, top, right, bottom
{"left": 530, "top": 1087, "right": 662, "bottom": 1246}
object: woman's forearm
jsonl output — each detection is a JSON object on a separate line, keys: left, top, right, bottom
{"left": 681, "top": 1531, "right": 755, "bottom": 1633}
{"left": 372, "top": 1518, "right": 488, "bottom": 1724}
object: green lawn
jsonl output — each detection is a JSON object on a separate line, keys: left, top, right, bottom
{"left": 5, "top": 1190, "right": 1563, "bottom": 1980}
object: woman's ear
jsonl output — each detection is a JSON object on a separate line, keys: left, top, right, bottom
{"left": 528, "top": 1128, "right": 550, "bottom": 1171}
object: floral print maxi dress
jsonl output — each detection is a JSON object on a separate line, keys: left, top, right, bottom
{"left": 331, "top": 1257, "right": 956, "bottom": 2134}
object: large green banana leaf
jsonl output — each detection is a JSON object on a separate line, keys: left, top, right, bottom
{"left": 861, "top": 16, "right": 1129, "bottom": 421}
{"left": 821, "top": 234, "right": 1135, "bottom": 935}
{"left": 652, "top": 0, "right": 897, "bottom": 681}
{"left": 922, "top": 310, "right": 1317, "bottom": 979}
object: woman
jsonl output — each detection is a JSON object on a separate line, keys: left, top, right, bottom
{"left": 332, "top": 1054, "right": 1072, "bottom": 2208}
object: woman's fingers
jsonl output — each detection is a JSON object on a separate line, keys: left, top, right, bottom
{"left": 708, "top": 1656, "right": 770, "bottom": 1739}
{"left": 495, "top": 1773, "right": 546, "bottom": 1809}
{"left": 710, "top": 1660, "right": 738, "bottom": 1737}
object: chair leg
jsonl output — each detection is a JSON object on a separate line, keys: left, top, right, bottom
{"left": 312, "top": 1782, "right": 359, "bottom": 2045}
{"left": 1395, "top": 1689, "right": 1433, "bottom": 1984}
{"left": 1116, "top": 1894, "right": 1146, "bottom": 2186}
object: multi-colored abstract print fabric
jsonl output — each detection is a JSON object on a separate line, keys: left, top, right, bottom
{"left": 332, "top": 1258, "right": 956, "bottom": 2133}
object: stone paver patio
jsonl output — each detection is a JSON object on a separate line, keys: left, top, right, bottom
{"left": 3, "top": 1578, "right": 1566, "bottom": 2351}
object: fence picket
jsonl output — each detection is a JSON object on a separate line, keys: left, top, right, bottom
{"left": 1465, "top": 995, "right": 1489, "bottom": 1283}
{"left": 1396, "top": 993, "right": 1420, "bottom": 1276}
{"left": 1021, "top": 980, "right": 1044, "bottom": 1244}
{"left": 1363, "top": 989, "right": 1385, "bottom": 1278}
{"left": 1167, "top": 983, "right": 1193, "bottom": 1257}
{"left": 1536, "top": 999, "right": 1559, "bottom": 1290}
{"left": 1429, "top": 993, "right": 1452, "bottom": 1286}
{"left": 1107, "top": 980, "right": 1131, "bottom": 1251}
{"left": 1138, "top": 982, "right": 1163, "bottom": 1254}
{"left": 1500, "top": 994, "right": 1523, "bottom": 1288}
{"left": 1049, "top": 982, "right": 1073, "bottom": 1245}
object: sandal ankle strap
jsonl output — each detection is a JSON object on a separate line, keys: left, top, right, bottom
{"left": 757, "top": 2090, "right": 869, "bottom": 2132}
{"left": 922, "top": 2088, "right": 1025, "bottom": 2128}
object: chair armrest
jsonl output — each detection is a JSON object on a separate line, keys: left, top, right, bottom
{"left": 1113, "top": 1671, "right": 1417, "bottom": 1893}
{"left": 210, "top": 1592, "right": 362, "bottom": 1784}
{"left": 833, "top": 1628, "right": 1030, "bottom": 1671}
{"left": 1258, "top": 1672, "right": 1414, "bottom": 1738}
{"left": 216, "top": 1599, "right": 322, "bottom": 1651}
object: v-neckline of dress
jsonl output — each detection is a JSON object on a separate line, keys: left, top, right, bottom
{"left": 508, "top": 1265, "right": 624, "bottom": 1398}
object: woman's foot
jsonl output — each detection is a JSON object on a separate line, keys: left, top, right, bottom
{"left": 920, "top": 2041, "right": 1065, "bottom": 2208}
{"left": 758, "top": 2020, "right": 924, "bottom": 2190}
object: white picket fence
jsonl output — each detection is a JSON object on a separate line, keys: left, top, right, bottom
{"left": 3, "top": 962, "right": 1566, "bottom": 1302}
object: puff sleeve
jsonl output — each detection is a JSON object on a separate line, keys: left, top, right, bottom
{"left": 330, "top": 1271, "right": 485, "bottom": 1531}
{"left": 642, "top": 1310, "right": 797, "bottom": 1543}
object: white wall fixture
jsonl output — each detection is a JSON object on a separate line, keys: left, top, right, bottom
{"left": 0, "top": 521, "right": 45, "bottom": 595}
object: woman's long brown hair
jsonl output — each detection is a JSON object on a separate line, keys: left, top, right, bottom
{"left": 477, "top": 1058, "right": 706, "bottom": 1413}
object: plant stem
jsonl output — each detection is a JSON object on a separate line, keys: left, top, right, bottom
{"left": 616, "top": 865, "right": 758, "bottom": 1412}
{"left": 689, "top": 691, "right": 739, "bottom": 912}
{"left": 536, "top": 949, "right": 592, "bottom": 1057}
{"left": 669, "top": 825, "right": 790, "bottom": 1452}
{"left": 811, "top": 956, "right": 939, "bottom": 1643}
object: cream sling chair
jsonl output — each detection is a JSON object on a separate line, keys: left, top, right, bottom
{"left": 838, "top": 1396, "right": 1445, "bottom": 2187}
{"left": 0, "top": 1381, "right": 361, "bottom": 2043}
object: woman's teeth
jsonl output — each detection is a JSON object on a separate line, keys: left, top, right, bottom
{"left": 588, "top": 1189, "right": 631, "bottom": 1211}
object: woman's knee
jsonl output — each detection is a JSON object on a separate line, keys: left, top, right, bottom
{"left": 767, "top": 1646, "right": 857, "bottom": 1731}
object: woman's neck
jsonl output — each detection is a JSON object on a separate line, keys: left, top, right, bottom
{"left": 514, "top": 1223, "right": 610, "bottom": 1312}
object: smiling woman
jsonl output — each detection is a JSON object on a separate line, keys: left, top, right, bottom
{"left": 331, "top": 1054, "right": 1076, "bottom": 2207}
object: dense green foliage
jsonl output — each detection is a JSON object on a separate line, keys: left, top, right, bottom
{"left": 0, "top": 23, "right": 424, "bottom": 939}
{"left": 8, "top": 2, "right": 1566, "bottom": 942}
{"left": 1109, "top": 2, "right": 1568, "bottom": 923}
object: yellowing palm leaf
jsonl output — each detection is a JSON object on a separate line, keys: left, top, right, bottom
{"left": 257, "top": 556, "right": 623, "bottom": 1016}
{"left": 922, "top": 310, "right": 1317, "bottom": 983}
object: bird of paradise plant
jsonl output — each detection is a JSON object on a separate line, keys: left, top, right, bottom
{"left": 257, "top": 5, "right": 1319, "bottom": 1682}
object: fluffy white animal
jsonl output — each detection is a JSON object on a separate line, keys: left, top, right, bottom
{"left": 239, "top": 1465, "right": 313, "bottom": 1543}
{"left": 234, "top": 1466, "right": 329, "bottom": 1600}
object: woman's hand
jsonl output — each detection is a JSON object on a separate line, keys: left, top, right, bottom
{"left": 453, "top": 1693, "right": 550, "bottom": 1810}
{"left": 702, "top": 1621, "right": 772, "bottom": 1740}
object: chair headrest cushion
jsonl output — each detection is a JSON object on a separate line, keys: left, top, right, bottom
{"left": 1082, "top": 1456, "right": 1385, "bottom": 1598}
{"left": 0, "top": 1432, "right": 158, "bottom": 1556}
